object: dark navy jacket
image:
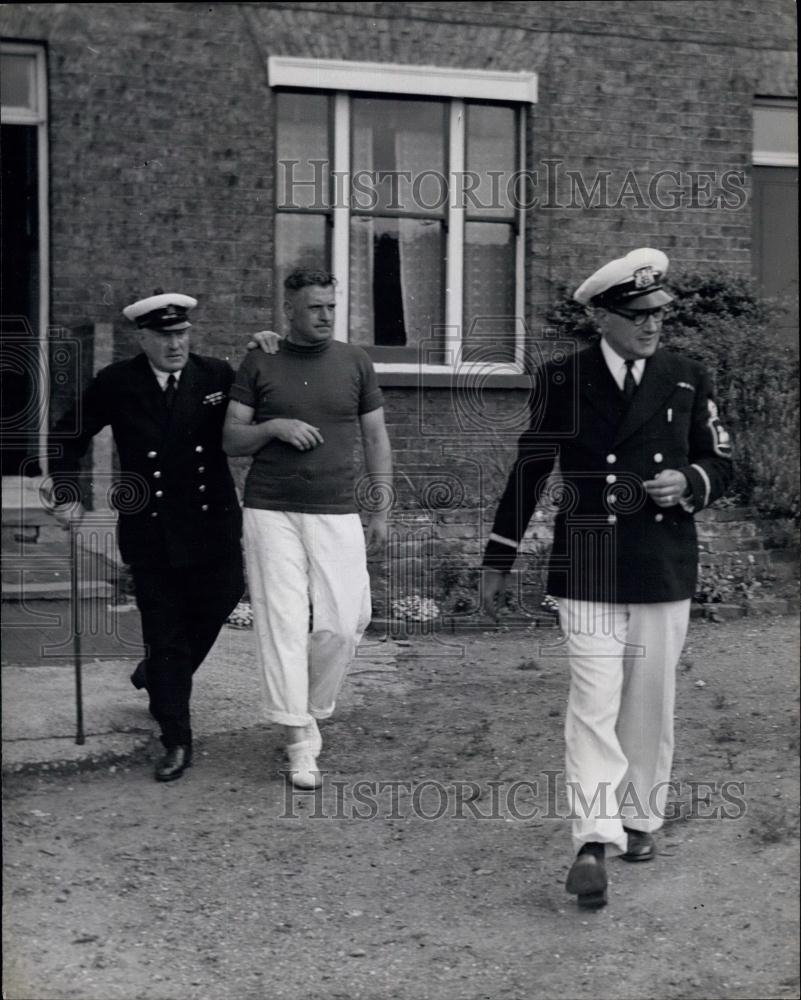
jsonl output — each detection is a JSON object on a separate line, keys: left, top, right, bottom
{"left": 483, "top": 343, "right": 734, "bottom": 603}
{"left": 51, "top": 352, "right": 242, "bottom": 569}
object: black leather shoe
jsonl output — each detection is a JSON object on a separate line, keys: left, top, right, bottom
{"left": 130, "top": 660, "right": 148, "bottom": 691}
{"left": 155, "top": 745, "right": 192, "bottom": 782}
{"left": 566, "top": 843, "right": 608, "bottom": 909}
{"left": 621, "top": 827, "right": 656, "bottom": 862}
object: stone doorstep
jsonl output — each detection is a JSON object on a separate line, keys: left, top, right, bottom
{"left": 1, "top": 512, "right": 125, "bottom": 603}
{"left": 1, "top": 579, "right": 114, "bottom": 600}
{"left": 0, "top": 508, "right": 54, "bottom": 530}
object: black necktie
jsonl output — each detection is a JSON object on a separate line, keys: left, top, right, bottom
{"left": 623, "top": 360, "right": 636, "bottom": 402}
{"left": 164, "top": 373, "right": 177, "bottom": 411}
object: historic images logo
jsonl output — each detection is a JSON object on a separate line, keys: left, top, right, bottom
{"left": 277, "top": 158, "right": 748, "bottom": 213}
{"left": 280, "top": 774, "right": 748, "bottom": 822}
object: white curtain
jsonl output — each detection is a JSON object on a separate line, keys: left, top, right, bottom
{"left": 349, "top": 124, "right": 374, "bottom": 346}
{"left": 395, "top": 129, "right": 442, "bottom": 347}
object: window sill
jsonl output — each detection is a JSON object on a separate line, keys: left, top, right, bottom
{"left": 377, "top": 370, "right": 532, "bottom": 389}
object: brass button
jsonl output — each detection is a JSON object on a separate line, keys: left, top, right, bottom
{"left": 153, "top": 471, "right": 162, "bottom": 479}
{"left": 606, "top": 454, "right": 616, "bottom": 464}
{"left": 198, "top": 485, "right": 206, "bottom": 493}
{"left": 147, "top": 450, "right": 157, "bottom": 459}
{"left": 198, "top": 466, "right": 205, "bottom": 473}
{"left": 654, "top": 452, "right": 664, "bottom": 463}
{"left": 609, "top": 494, "right": 617, "bottom": 504}
{"left": 607, "top": 514, "right": 617, "bottom": 524}
{"left": 201, "top": 504, "right": 209, "bottom": 512}
{"left": 606, "top": 474, "right": 617, "bottom": 484}
{"left": 155, "top": 490, "right": 163, "bottom": 498}
{"left": 151, "top": 511, "right": 159, "bottom": 518}
{"left": 655, "top": 513, "right": 664, "bottom": 522}
{"left": 195, "top": 445, "right": 204, "bottom": 454}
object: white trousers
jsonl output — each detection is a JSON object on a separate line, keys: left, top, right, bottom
{"left": 243, "top": 508, "right": 372, "bottom": 728}
{"left": 557, "top": 597, "right": 690, "bottom": 855}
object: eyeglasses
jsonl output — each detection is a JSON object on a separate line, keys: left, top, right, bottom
{"left": 608, "top": 307, "right": 668, "bottom": 327}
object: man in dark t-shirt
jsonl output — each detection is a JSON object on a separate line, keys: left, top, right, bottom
{"left": 224, "top": 268, "right": 392, "bottom": 789}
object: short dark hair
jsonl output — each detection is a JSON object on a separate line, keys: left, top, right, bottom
{"left": 284, "top": 268, "right": 336, "bottom": 292}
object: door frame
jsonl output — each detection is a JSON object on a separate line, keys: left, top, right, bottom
{"left": 1, "top": 40, "right": 50, "bottom": 486}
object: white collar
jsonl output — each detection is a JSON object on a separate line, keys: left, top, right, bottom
{"left": 600, "top": 338, "right": 645, "bottom": 390}
{"left": 148, "top": 363, "right": 182, "bottom": 390}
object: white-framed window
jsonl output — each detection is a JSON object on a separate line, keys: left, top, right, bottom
{"left": 1, "top": 43, "right": 47, "bottom": 123}
{"left": 751, "top": 98, "right": 798, "bottom": 347}
{"left": 269, "top": 58, "right": 537, "bottom": 374}
{"left": 753, "top": 98, "right": 798, "bottom": 167}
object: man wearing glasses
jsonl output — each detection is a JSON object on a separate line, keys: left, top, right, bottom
{"left": 481, "top": 249, "right": 733, "bottom": 908}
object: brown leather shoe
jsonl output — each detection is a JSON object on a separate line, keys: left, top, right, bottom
{"left": 621, "top": 827, "right": 656, "bottom": 862}
{"left": 155, "top": 745, "right": 192, "bottom": 782}
{"left": 566, "top": 843, "right": 608, "bottom": 909}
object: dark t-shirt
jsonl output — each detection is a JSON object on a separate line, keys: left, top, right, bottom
{"left": 229, "top": 338, "right": 383, "bottom": 514}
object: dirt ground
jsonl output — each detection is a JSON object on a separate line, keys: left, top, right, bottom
{"left": 3, "top": 613, "right": 799, "bottom": 1000}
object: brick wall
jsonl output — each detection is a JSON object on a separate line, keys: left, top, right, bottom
{"left": 2, "top": 1, "right": 796, "bottom": 613}
{"left": 365, "top": 384, "right": 530, "bottom": 617}
{"left": 3, "top": 1, "right": 796, "bottom": 350}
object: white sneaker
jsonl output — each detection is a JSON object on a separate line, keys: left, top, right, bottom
{"left": 304, "top": 717, "right": 322, "bottom": 757}
{"left": 285, "top": 740, "right": 321, "bottom": 790}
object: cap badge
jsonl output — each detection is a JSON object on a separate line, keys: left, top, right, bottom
{"left": 633, "top": 265, "right": 655, "bottom": 289}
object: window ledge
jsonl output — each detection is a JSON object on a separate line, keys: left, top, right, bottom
{"left": 269, "top": 56, "right": 537, "bottom": 104}
{"left": 377, "top": 371, "right": 532, "bottom": 389}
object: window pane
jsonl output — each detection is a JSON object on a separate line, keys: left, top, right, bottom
{"left": 465, "top": 104, "right": 517, "bottom": 219}
{"left": 1, "top": 54, "right": 36, "bottom": 112}
{"left": 753, "top": 103, "right": 798, "bottom": 159}
{"left": 463, "top": 222, "right": 516, "bottom": 363}
{"left": 350, "top": 216, "right": 445, "bottom": 358}
{"left": 276, "top": 91, "right": 329, "bottom": 209}
{"left": 275, "top": 213, "right": 329, "bottom": 323}
{"left": 352, "top": 97, "right": 446, "bottom": 215}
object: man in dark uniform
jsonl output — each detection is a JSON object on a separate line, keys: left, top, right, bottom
{"left": 48, "top": 291, "right": 247, "bottom": 781}
{"left": 481, "top": 249, "right": 733, "bottom": 908}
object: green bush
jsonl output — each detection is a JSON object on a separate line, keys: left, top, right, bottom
{"left": 544, "top": 272, "right": 800, "bottom": 519}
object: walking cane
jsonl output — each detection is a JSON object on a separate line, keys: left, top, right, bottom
{"left": 69, "top": 521, "right": 86, "bottom": 745}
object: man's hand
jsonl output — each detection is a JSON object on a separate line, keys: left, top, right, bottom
{"left": 643, "top": 469, "right": 689, "bottom": 508}
{"left": 480, "top": 567, "right": 509, "bottom": 620}
{"left": 50, "top": 502, "right": 87, "bottom": 529}
{"left": 365, "top": 512, "right": 388, "bottom": 555}
{"left": 267, "top": 418, "right": 324, "bottom": 451}
{"left": 247, "top": 330, "right": 283, "bottom": 354}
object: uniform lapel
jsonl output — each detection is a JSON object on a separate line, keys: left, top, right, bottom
{"left": 578, "top": 343, "right": 627, "bottom": 430}
{"left": 131, "top": 353, "right": 172, "bottom": 437}
{"left": 613, "top": 349, "right": 680, "bottom": 447}
{"left": 161, "top": 355, "right": 201, "bottom": 455}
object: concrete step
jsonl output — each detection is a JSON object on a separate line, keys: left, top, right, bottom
{"left": 2, "top": 540, "right": 75, "bottom": 561}
{"left": 1, "top": 507, "right": 54, "bottom": 530}
{"left": 1, "top": 579, "right": 114, "bottom": 601}
{"left": 1, "top": 523, "right": 78, "bottom": 547}
{"left": 2, "top": 509, "right": 125, "bottom": 602}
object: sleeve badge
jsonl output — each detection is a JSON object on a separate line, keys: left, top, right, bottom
{"left": 707, "top": 399, "right": 732, "bottom": 457}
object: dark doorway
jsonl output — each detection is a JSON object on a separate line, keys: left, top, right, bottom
{"left": 1, "top": 123, "right": 42, "bottom": 475}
